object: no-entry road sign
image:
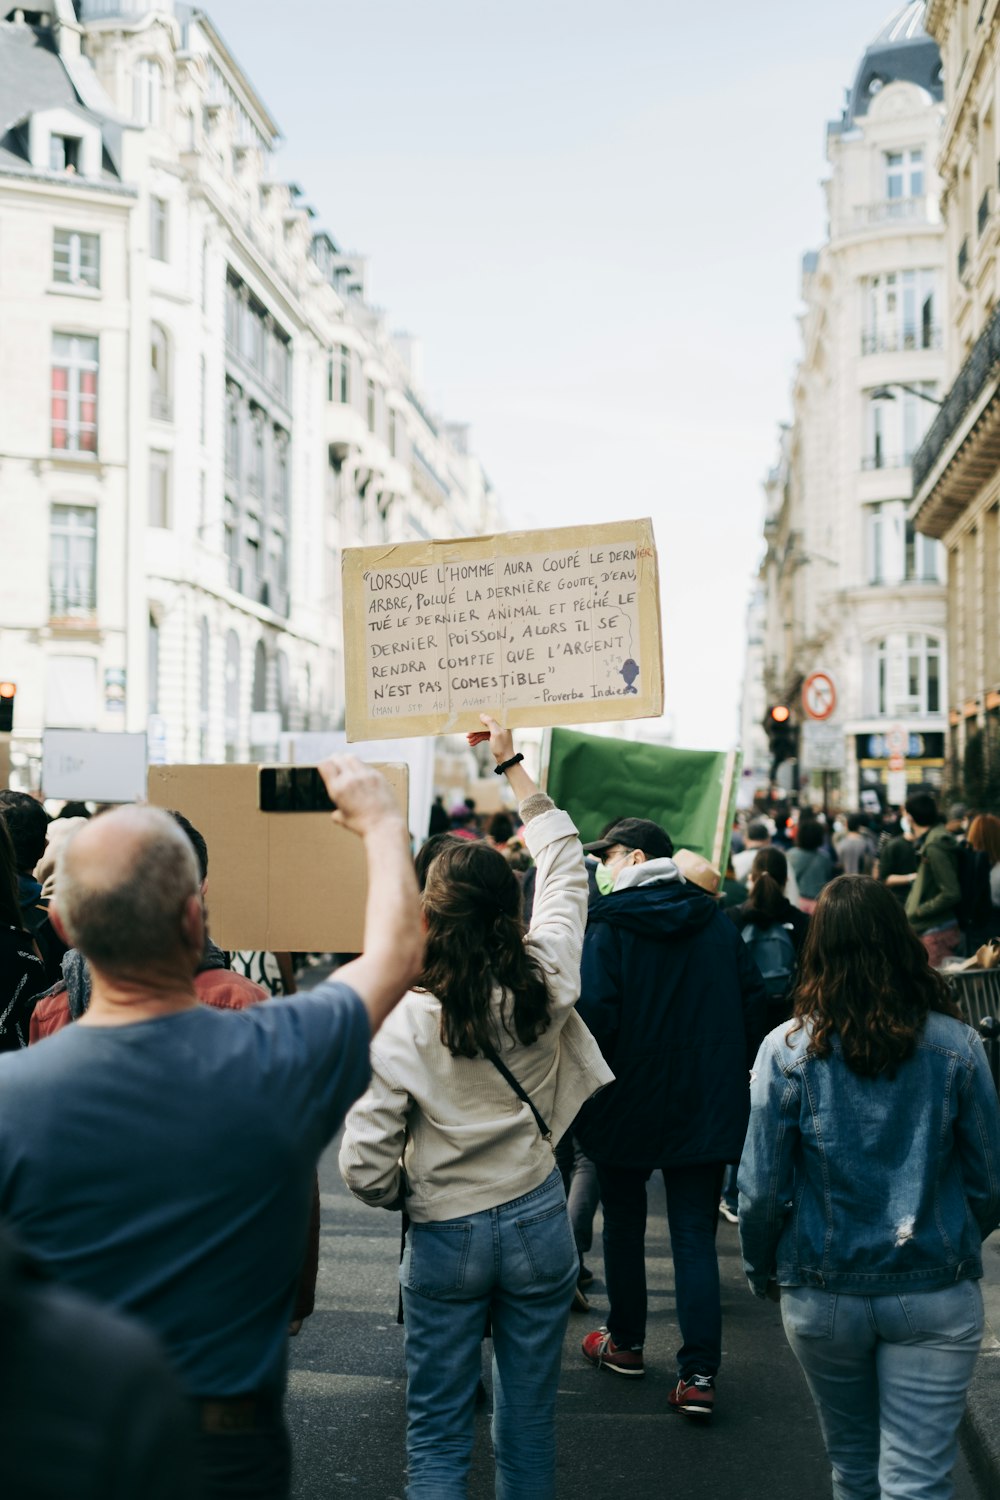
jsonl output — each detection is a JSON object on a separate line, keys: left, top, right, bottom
{"left": 802, "top": 672, "right": 837, "bottom": 722}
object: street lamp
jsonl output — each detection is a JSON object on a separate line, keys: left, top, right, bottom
{"left": 870, "top": 383, "right": 943, "bottom": 406}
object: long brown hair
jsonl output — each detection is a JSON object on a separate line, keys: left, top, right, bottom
{"left": 969, "top": 813, "right": 1000, "bottom": 866}
{"left": 746, "top": 846, "right": 788, "bottom": 923}
{"left": 788, "top": 875, "right": 959, "bottom": 1076}
{"left": 420, "top": 839, "right": 551, "bottom": 1059}
{"left": 0, "top": 815, "right": 24, "bottom": 932}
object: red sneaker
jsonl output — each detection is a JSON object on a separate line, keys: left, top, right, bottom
{"left": 581, "top": 1327, "right": 645, "bottom": 1377}
{"left": 668, "top": 1373, "right": 715, "bottom": 1417}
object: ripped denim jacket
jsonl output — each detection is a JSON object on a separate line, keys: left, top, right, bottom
{"left": 738, "top": 1011, "right": 1000, "bottom": 1298}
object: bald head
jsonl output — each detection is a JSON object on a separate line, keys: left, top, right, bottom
{"left": 57, "top": 806, "right": 202, "bottom": 975}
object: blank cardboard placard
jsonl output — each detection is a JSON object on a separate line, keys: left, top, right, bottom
{"left": 343, "top": 517, "right": 663, "bottom": 741}
{"left": 147, "top": 763, "right": 408, "bottom": 952}
{"left": 43, "top": 730, "right": 147, "bottom": 803}
{"left": 0, "top": 737, "right": 10, "bottom": 791}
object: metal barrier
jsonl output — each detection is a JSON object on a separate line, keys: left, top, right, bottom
{"left": 946, "top": 970, "right": 1000, "bottom": 1094}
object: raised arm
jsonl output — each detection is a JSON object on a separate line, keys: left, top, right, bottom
{"left": 317, "top": 757, "right": 424, "bottom": 1035}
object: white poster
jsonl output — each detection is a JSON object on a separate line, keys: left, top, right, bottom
{"left": 42, "top": 730, "right": 147, "bottom": 803}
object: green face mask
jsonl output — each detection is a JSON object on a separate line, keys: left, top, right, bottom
{"left": 594, "top": 861, "right": 617, "bottom": 896}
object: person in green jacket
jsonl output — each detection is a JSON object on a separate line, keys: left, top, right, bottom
{"left": 904, "top": 793, "right": 962, "bottom": 967}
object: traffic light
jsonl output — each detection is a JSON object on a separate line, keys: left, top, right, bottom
{"left": 763, "top": 704, "right": 798, "bottom": 777}
{"left": 0, "top": 682, "right": 14, "bottom": 733}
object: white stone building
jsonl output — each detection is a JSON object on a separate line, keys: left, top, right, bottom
{"left": 0, "top": 0, "right": 498, "bottom": 786}
{"left": 752, "top": 3, "right": 950, "bottom": 808}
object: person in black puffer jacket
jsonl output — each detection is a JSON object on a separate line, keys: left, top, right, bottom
{"left": 575, "top": 817, "right": 767, "bottom": 1419}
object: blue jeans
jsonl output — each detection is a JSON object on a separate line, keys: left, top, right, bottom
{"left": 555, "top": 1133, "right": 600, "bottom": 1260}
{"left": 597, "top": 1162, "right": 726, "bottom": 1376}
{"left": 781, "top": 1282, "right": 985, "bottom": 1500}
{"left": 400, "top": 1168, "right": 577, "bottom": 1500}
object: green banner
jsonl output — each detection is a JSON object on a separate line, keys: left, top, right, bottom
{"left": 544, "top": 727, "right": 741, "bottom": 870}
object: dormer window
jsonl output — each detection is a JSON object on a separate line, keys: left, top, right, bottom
{"left": 50, "top": 134, "right": 81, "bottom": 174}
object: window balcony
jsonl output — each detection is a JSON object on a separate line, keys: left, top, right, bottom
{"left": 49, "top": 589, "right": 96, "bottom": 620}
{"left": 860, "top": 326, "right": 942, "bottom": 355}
{"left": 861, "top": 451, "right": 915, "bottom": 472}
{"left": 852, "top": 196, "right": 930, "bottom": 229}
{"left": 150, "top": 392, "right": 172, "bottom": 422}
{"left": 912, "top": 295, "right": 1000, "bottom": 535}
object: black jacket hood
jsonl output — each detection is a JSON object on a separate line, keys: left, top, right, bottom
{"left": 587, "top": 880, "right": 720, "bottom": 941}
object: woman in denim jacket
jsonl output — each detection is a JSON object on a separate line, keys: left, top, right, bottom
{"left": 739, "top": 876, "right": 1000, "bottom": 1500}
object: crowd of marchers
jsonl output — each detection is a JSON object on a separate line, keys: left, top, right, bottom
{"left": 0, "top": 734, "right": 999, "bottom": 1500}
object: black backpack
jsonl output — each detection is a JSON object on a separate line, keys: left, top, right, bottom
{"left": 956, "top": 844, "right": 993, "bottom": 933}
{"left": 741, "top": 921, "right": 797, "bottom": 1002}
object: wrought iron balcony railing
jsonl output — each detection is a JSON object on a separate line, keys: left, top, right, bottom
{"left": 912, "top": 297, "right": 1000, "bottom": 493}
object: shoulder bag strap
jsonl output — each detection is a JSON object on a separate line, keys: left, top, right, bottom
{"left": 482, "top": 1043, "right": 554, "bottom": 1149}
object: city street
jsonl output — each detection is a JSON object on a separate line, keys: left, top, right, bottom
{"left": 288, "top": 1136, "right": 983, "bottom": 1500}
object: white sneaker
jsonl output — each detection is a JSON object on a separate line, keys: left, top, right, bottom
{"left": 718, "top": 1198, "right": 738, "bottom": 1225}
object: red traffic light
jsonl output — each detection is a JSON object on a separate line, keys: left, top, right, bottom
{"left": 769, "top": 705, "right": 790, "bottom": 724}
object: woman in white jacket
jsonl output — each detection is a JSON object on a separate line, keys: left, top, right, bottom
{"left": 340, "top": 716, "right": 611, "bottom": 1500}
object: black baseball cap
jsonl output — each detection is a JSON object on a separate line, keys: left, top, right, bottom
{"left": 582, "top": 818, "right": 674, "bottom": 861}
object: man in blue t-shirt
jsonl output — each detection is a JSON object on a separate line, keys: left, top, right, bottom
{"left": 0, "top": 757, "right": 424, "bottom": 1500}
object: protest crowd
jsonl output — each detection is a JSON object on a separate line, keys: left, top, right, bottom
{"left": 1, "top": 722, "right": 1000, "bottom": 1500}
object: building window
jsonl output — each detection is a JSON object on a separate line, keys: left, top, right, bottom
{"left": 388, "top": 406, "right": 397, "bottom": 458}
{"left": 248, "top": 406, "right": 265, "bottom": 495}
{"left": 905, "top": 520, "right": 942, "bottom": 582}
{"left": 907, "top": 634, "right": 941, "bottom": 714}
{"left": 268, "top": 528, "right": 288, "bottom": 592}
{"left": 51, "top": 333, "right": 98, "bottom": 455}
{"left": 149, "top": 449, "right": 171, "bottom": 528}
{"left": 148, "top": 613, "right": 160, "bottom": 716}
{"left": 862, "top": 270, "right": 939, "bottom": 353}
{"left": 150, "top": 196, "right": 169, "bottom": 262}
{"left": 49, "top": 134, "right": 81, "bottom": 173}
{"left": 134, "top": 58, "right": 163, "bottom": 128}
{"left": 270, "top": 332, "right": 290, "bottom": 402}
{"left": 225, "top": 382, "right": 240, "bottom": 478}
{"left": 150, "top": 323, "right": 171, "bottom": 420}
{"left": 224, "top": 498, "right": 238, "bottom": 577}
{"left": 53, "top": 229, "right": 100, "bottom": 289}
{"left": 50, "top": 504, "right": 97, "bottom": 617}
{"left": 225, "top": 277, "right": 240, "bottom": 348}
{"left": 864, "top": 386, "right": 937, "bottom": 469}
{"left": 199, "top": 354, "right": 207, "bottom": 444}
{"left": 329, "top": 344, "right": 350, "bottom": 403}
{"left": 885, "top": 147, "right": 924, "bottom": 207}
{"left": 273, "top": 427, "right": 289, "bottom": 516}
{"left": 224, "top": 629, "right": 241, "bottom": 761}
{"left": 868, "top": 504, "right": 886, "bottom": 584}
{"left": 199, "top": 616, "right": 211, "bottom": 760}
{"left": 366, "top": 378, "right": 376, "bottom": 433}
{"left": 867, "top": 634, "right": 942, "bottom": 717}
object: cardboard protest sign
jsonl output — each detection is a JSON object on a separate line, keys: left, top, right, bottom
{"left": 343, "top": 518, "right": 663, "bottom": 741}
{"left": 147, "top": 763, "right": 408, "bottom": 952}
{"left": 0, "top": 736, "right": 10, "bottom": 792}
{"left": 544, "top": 728, "right": 741, "bottom": 872}
{"left": 42, "top": 730, "right": 147, "bottom": 803}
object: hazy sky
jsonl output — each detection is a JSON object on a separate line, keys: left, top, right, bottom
{"left": 207, "top": 0, "right": 904, "bottom": 748}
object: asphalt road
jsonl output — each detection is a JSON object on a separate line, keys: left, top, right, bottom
{"left": 287, "top": 1142, "right": 983, "bottom": 1500}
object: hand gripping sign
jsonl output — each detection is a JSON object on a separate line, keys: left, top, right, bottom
{"left": 342, "top": 518, "right": 664, "bottom": 741}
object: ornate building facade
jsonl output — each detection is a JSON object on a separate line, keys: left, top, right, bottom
{"left": 0, "top": 0, "right": 498, "bottom": 783}
{"left": 750, "top": 4, "right": 949, "bottom": 807}
{"left": 911, "top": 0, "right": 1000, "bottom": 804}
